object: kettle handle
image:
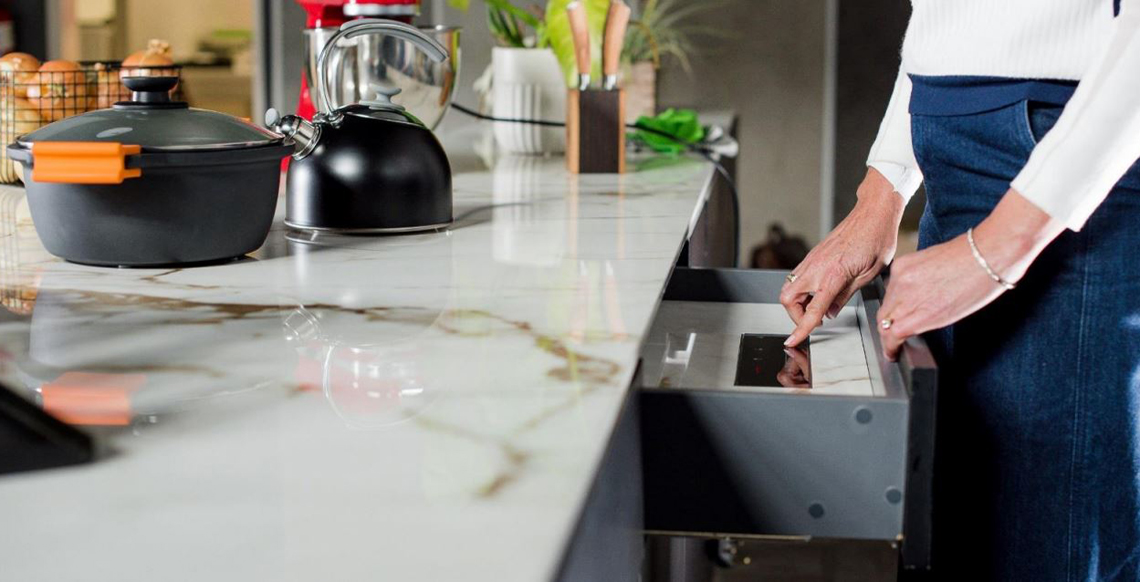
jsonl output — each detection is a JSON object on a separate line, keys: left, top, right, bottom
{"left": 316, "top": 19, "right": 450, "bottom": 118}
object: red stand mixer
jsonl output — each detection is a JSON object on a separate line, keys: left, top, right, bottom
{"left": 296, "top": 0, "right": 422, "bottom": 120}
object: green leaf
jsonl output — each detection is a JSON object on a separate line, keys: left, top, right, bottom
{"left": 485, "top": 0, "right": 543, "bottom": 29}
{"left": 464, "top": 0, "right": 548, "bottom": 48}
{"left": 545, "top": 0, "right": 611, "bottom": 87}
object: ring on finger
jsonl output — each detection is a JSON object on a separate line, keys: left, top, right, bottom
{"left": 880, "top": 317, "right": 894, "bottom": 331}
{"left": 786, "top": 273, "right": 797, "bottom": 284}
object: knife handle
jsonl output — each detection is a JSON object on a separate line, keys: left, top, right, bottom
{"left": 566, "top": 1, "right": 592, "bottom": 90}
{"left": 602, "top": 0, "right": 631, "bottom": 89}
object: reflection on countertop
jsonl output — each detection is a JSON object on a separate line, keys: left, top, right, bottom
{"left": 0, "top": 123, "right": 717, "bottom": 582}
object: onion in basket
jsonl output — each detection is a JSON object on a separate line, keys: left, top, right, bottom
{"left": 26, "top": 60, "right": 90, "bottom": 122}
{"left": 0, "top": 53, "right": 42, "bottom": 98}
{"left": 122, "top": 39, "right": 177, "bottom": 79}
{"left": 1, "top": 98, "right": 43, "bottom": 183}
{"left": 1, "top": 98, "right": 44, "bottom": 138}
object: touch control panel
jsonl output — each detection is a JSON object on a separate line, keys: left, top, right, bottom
{"left": 734, "top": 334, "right": 811, "bottom": 388}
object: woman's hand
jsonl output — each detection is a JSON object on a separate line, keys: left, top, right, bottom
{"left": 782, "top": 168, "right": 905, "bottom": 347}
{"left": 878, "top": 189, "right": 1065, "bottom": 360}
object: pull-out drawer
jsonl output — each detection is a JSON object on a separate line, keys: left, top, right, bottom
{"left": 639, "top": 268, "right": 936, "bottom": 572}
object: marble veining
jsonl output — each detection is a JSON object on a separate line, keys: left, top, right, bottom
{"left": 0, "top": 123, "right": 720, "bottom": 582}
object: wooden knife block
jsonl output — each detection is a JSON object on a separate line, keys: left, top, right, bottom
{"left": 567, "top": 89, "right": 626, "bottom": 174}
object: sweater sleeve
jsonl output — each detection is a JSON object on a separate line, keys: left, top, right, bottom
{"left": 1010, "top": 2, "right": 1140, "bottom": 231}
{"left": 866, "top": 68, "right": 924, "bottom": 204}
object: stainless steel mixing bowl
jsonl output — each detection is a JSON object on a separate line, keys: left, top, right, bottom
{"left": 303, "top": 25, "right": 461, "bottom": 129}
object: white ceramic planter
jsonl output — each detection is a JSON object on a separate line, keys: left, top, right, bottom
{"left": 491, "top": 47, "right": 567, "bottom": 155}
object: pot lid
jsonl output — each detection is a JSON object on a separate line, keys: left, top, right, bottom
{"left": 16, "top": 77, "right": 282, "bottom": 152}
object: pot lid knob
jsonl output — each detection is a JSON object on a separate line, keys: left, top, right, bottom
{"left": 359, "top": 83, "right": 405, "bottom": 112}
{"left": 115, "top": 76, "right": 187, "bottom": 110}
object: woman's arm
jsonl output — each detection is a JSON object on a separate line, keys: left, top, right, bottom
{"left": 1010, "top": 2, "right": 1140, "bottom": 231}
{"left": 867, "top": 70, "right": 924, "bottom": 204}
{"left": 781, "top": 168, "right": 905, "bottom": 347}
{"left": 878, "top": 190, "right": 1064, "bottom": 359}
{"left": 781, "top": 65, "right": 920, "bottom": 347}
{"left": 878, "top": 2, "right": 1140, "bottom": 359}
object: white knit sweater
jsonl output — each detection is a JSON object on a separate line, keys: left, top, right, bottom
{"left": 867, "top": 0, "right": 1140, "bottom": 231}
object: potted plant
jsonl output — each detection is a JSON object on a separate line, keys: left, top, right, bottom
{"left": 622, "top": 0, "right": 727, "bottom": 119}
{"left": 450, "top": 0, "right": 723, "bottom": 151}
{"left": 448, "top": 0, "right": 569, "bottom": 154}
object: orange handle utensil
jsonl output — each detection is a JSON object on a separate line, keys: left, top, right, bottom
{"left": 603, "top": 1, "right": 631, "bottom": 90}
{"left": 31, "top": 142, "right": 142, "bottom": 185}
{"left": 566, "top": 1, "right": 592, "bottom": 91}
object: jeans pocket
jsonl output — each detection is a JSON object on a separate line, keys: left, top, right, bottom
{"left": 910, "top": 115, "right": 927, "bottom": 168}
{"left": 1018, "top": 100, "right": 1039, "bottom": 149}
{"left": 1020, "top": 100, "right": 1064, "bottom": 149}
{"left": 1018, "top": 100, "right": 1140, "bottom": 192}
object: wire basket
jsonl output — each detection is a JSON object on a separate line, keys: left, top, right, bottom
{"left": 0, "top": 62, "right": 183, "bottom": 184}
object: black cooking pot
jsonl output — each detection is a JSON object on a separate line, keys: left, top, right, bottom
{"left": 7, "top": 76, "right": 292, "bottom": 267}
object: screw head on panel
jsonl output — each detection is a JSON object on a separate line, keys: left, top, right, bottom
{"left": 886, "top": 487, "right": 903, "bottom": 504}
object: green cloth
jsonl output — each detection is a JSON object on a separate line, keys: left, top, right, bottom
{"left": 629, "top": 108, "right": 705, "bottom": 156}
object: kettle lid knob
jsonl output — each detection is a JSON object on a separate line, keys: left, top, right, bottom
{"left": 360, "top": 83, "right": 406, "bottom": 112}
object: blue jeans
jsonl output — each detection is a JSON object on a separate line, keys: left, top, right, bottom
{"left": 913, "top": 101, "right": 1140, "bottom": 581}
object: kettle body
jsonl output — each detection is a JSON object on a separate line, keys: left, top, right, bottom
{"left": 267, "top": 18, "right": 455, "bottom": 234}
{"left": 285, "top": 106, "right": 452, "bottom": 232}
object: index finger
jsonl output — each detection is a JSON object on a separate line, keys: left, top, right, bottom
{"left": 784, "top": 276, "right": 845, "bottom": 347}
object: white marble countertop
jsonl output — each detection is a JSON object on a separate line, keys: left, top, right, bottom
{"left": 0, "top": 122, "right": 718, "bottom": 581}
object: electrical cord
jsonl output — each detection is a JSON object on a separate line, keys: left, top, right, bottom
{"left": 452, "top": 102, "right": 566, "bottom": 128}
{"left": 450, "top": 102, "right": 741, "bottom": 266}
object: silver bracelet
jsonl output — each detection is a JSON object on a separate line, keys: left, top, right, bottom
{"left": 967, "top": 227, "right": 1015, "bottom": 291}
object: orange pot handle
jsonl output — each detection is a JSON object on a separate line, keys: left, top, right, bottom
{"left": 31, "top": 142, "right": 143, "bottom": 185}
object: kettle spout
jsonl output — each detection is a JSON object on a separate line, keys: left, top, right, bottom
{"left": 265, "top": 108, "right": 321, "bottom": 160}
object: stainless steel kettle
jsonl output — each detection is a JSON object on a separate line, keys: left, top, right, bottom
{"left": 302, "top": 24, "right": 460, "bottom": 130}
{"left": 267, "top": 20, "right": 453, "bottom": 234}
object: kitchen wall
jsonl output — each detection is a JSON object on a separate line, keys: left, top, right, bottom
{"left": 654, "top": 1, "right": 830, "bottom": 255}
{"left": 834, "top": 0, "right": 915, "bottom": 231}
{"left": 658, "top": 0, "right": 912, "bottom": 250}
{"left": 425, "top": 1, "right": 495, "bottom": 111}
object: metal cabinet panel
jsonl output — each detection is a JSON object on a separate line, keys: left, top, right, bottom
{"left": 639, "top": 268, "right": 936, "bottom": 573}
